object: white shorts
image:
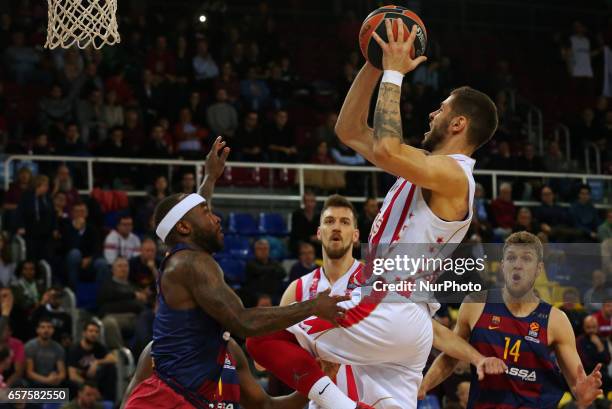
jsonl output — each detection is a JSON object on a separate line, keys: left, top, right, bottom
{"left": 288, "top": 300, "right": 433, "bottom": 409}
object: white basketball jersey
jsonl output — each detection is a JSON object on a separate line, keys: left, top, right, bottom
{"left": 367, "top": 154, "right": 476, "bottom": 312}
{"left": 294, "top": 260, "right": 363, "bottom": 407}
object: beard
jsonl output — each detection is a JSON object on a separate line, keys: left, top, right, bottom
{"left": 422, "top": 118, "right": 450, "bottom": 151}
{"left": 505, "top": 275, "right": 537, "bottom": 299}
{"left": 192, "top": 227, "right": 223, "bottom": 254}
{"left": 323, "top": 241, "right": 352, "bottom": 259}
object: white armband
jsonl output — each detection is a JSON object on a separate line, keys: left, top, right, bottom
{"left": 381, "top": 70, "right": 404, "bottom": 87}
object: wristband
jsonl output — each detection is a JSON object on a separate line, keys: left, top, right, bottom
{"left": 381, "top": 70, "right": 404, "bottom": 86}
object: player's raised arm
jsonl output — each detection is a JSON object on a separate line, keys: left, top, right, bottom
{"left": 184, "top": 252, "right": 349, "bottom": 338}
{"left": 550, "top": 308, "right": 603, "bottom": 406}
{"left": 198, "top": 136, "right": 230, "bottom": 208}
{"left": 335, "top": 63, "right": 381, "bottom": 165}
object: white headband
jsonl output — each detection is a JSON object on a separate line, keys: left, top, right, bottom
{"left": 156, "top": 193, "right": 206, "bottom": 242}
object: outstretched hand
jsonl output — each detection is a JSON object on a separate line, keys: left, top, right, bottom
{"left": 575, "top": 363, "right": 603, "bottom": 406}
{"left": 372, "top": 18, "right": 427, "bottom": 74}
{"left": 312, "top": 288, "right": 350, "bottom": 325}
{"left": 205, "top": 136, "right": 230, "bottom": 181}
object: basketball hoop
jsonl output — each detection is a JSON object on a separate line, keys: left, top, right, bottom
{"left": 45, "top": 0, "right": 121, "bottom": 49}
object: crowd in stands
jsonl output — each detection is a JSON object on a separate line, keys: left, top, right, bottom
{"left": 0, "top": 0, "right": 610, "bottom": 408}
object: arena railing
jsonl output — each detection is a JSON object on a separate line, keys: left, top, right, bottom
{"left": 4, "top": 154, "right": 612, "bottom": 209}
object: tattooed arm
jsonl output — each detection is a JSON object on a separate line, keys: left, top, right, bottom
{"left": 369, "top": 19, "right": 467, "bottom": 196}
{"left": 175, "top": 251, "right": 349, "bottom": 338}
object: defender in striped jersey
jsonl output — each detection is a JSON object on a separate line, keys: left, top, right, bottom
{"left": 420, "top": 232, "right": 603, "bottom": 408}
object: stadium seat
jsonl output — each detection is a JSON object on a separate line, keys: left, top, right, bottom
{"left": 217, "top": 258, "right": 247, "bottom": 287}
{"left": 76, "top": 282, "right": 99, "bottom": 311}
{"left": 416, "top": 395, "right": 441, "bottom": 409}
{"left": 259, "top": 212, "right": 289, "bottom": 236}
{"left": 228, "top": 213, "right": 259, "bottom": 236}
{"left": 219, "top": 235, "right": 252, "bottom": 259}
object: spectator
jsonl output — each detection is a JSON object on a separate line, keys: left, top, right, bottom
{"left": 288, "top": 242, "right": 317, "bottom": 282}
{"left": 256, "top": 294, "right": 273, "bottom": 307}
{"left": 97, "top": 257, "right": 147, "bottom": 348}
{"left": 512, "top": 207, "right": 541, "bottom": 235}
{"left": 52, "top": 164, "right": 80, "bottom": 211}
{"left": 3, "top": 166, "right": 32, "bottom": 211}
{"left": 141, "top": 125, "right": 172, "bottom": 159}
{"left": 30, "top": 286, "right": 73, "bottom": 346}
{"left": 136, "top": 175, "right": 170, "bottom": 231}
{"left": 187, "top": 92, "right": 206, "bottom": 126}
{"left": 0, "top": 233, "right": 16, "bottom": 287}
{"left": 24, "top": 318, "right": 66, "bottom": 388}
{"left": 131, "top": 300, "right": 155, "bottom": 359}
{"left": 486, "top": 140, "right": 514, "bottom": 171}
{"left": 61, "top": 202, "right": 106, "bottom": 287}
{"left": 192, "top": 39, "right": 219, "bottom": 82}
{"left": 11, "top": 260, "right": 45, "bottom": 319}
{"left": 563, "top": 21, "right": 596, "bottom": 95}
{"left": 310, "top": 141, "right": 334, "bottom": 165}
{"left": 174, "top": 107, "right": 207, "bottom": 156}
{"left": 267, "top": 110, "right": 297, "bottom": 163}
{"left": 598, "top": 209, "right": 612, "bottom": 242}
{"left": 76, "top": 89, "right": 105, "bottom": 144}
{"left": 359, "top": 198, "right": 379, "bottom": 240}
{"left": 146, "top": 35, "right": 175, "bottom": 76}
{"left": 543, "top": 141, "right": 571, "bottom": 173}
{"left": 61, "top": 381, "right": 103, "bottom": 409}
{"left": 489, "top": 182, "right": 516, "bottom": 239}
{"left": 240, "top": 67, "right": 270, "bottom": 111}
{"left": 244, "top": 239, "right": 286, "bottom": 304}
{"left": 38, "top": 84, "right": 72, "bottom": 132}
{"left": 123, "top": 109, "right": 146, "bottom": 152}
{"left": 53, "top": 192, "right": 69, "bottom": 224}
{"left": 569, "top": 184, "right": 600, "bottom": 241}
{"left": 583, "top": 270, "right": 608, "bottom": 313}
{"left": 16, "top": 174, "right": 56, "bottom": 261}
{"left": 0, "top": 323, "right": 25, "bottom": 387}
{"left": 4, "top": 31, "right": 40, "bottom": 84}
{"left": 576, "top": 316, "right": 611, "bottom": 389}
{"left": 56, "top": 123, "right": 89, "bottom": 156}
{"left": 514, "top": 143, "right": 544, "bottom": 200}
{"left": 534, "top": 186, "right": 577, "bottom": 241}
{"left": 102, "top": 89, "right": 124, "bottom": 129}
{"left": 104, "top": 69, "right": 133, "bottom": 105}
{"left": 174, "top": 36, "right": 191, "bottom": 83}
{"left": 67, "top": 321, "right": 117, "bottom": 401}
{"left": 213, "top": 62, "right": 240, "bottom": 103}
{"left": 128, "top": 239, "right": 160, "bottom": 289}
{"left": 206, "top": 88, "right": 238, "bottom": 138}
{"left": 234, "top": 111, "right": 266, "bottom": 161}
{"left": 103, "top": 215, "right": 141, "bottom": 264}
{"left": 179, "top": 172, "right": 196, "bottom": 195}
{"left": 557, "top": 288, "right": 588, "bottom": 336}
{"left": 289, "top": 191, "right": 320, "bottom": 256}
{"left": 136, "top": 69, "right": 163, "bottom": 128}
{"left": 592, "top": 301, "right": 612, "bottom": 339}
{"left": 330, "top": 142, "right": 366, "bottom": 166}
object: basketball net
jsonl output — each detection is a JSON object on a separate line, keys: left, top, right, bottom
{"left": 45, "top": 0, "right": 120, "bottom": 49}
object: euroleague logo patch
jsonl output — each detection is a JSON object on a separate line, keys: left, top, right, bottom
{"left": 526, "top": 322, "right": 540, "bottom": 343}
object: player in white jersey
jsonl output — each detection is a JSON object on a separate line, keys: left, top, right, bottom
{"left": 247, "top": 196, "right": 506, "bottom": 409}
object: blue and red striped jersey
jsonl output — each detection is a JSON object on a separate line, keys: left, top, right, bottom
{"left": 467, "top": 289, "right": 565, "bottom": 409}
{"left": 152, "top": 244, "right": 240, "bottom": 409}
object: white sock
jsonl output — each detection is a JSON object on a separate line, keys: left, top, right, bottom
{"left": 307, "top": 376, "right": 357, "bottom": 409}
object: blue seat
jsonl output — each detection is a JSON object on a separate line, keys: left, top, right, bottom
{"left": 228, "top": 213, "right": 259, "bottom": 235}
{"left": 217, "top": 258, "right": 247, "bottom": 287}
{"left": 76, "top": 282, "right": 99, "bottom": 311}
{"left": 220, "top": 235, "right": 252, "bottom": 259}
{"left": 42, "top": 404, "right": 62, "bottom": 409}
{"left": 259, "top": 212, "right": 288, "bottom": 235}
{"left": 417, "top": 395, "right": 441, "bottom": 409}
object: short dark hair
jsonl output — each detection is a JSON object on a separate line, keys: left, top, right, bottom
{"left": 449, "top": 86, "right": 498, "bottom": 150}
{"left": 37, "top": 317, "right": 53, "bottom": 327}
{"left": 578, "top": 183, "right": 591, "bottom": 193}
{"left": 83, "top": 320, "right": 100, "bottom": 331}
{"left": 153, "top": 194, "right": 184, "bottom": 245}
{"left": 321, "top": 194, "right": 358, "bottom": 227}
{"left": 79, "top": 381, "right": 99, "bottom": 392}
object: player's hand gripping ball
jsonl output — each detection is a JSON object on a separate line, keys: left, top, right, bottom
{"left": 359, "top": 5, "right": 427, "bottom": 70}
